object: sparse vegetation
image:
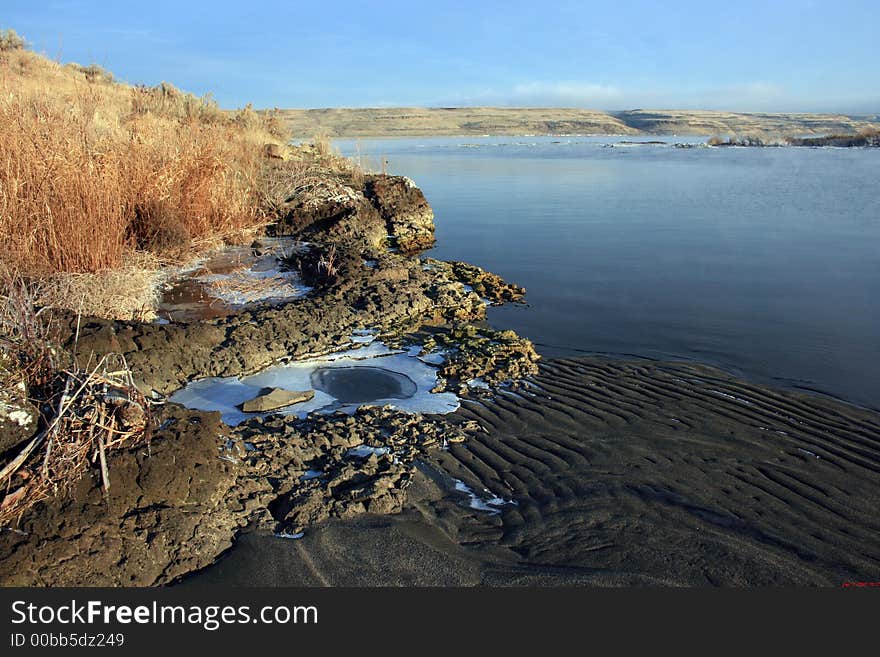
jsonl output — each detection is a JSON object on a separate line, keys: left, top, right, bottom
{"left": 0, "top": 266, "right": 151, "bottom": 526}
{"left": 0, "top": 347, "right": 151, "bottom": 527}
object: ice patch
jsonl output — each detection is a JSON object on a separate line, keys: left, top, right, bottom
{"left": 347, "top": 445, "right": 391, "bottom": 458}
{"left": 169, "top": 342, "right": 460, "bottom": 425}
{"left": 274, "top": 531, "right": 305, "bottom": 540}
{"left": 453, "top": 480, "right": 516, "bottom": 515}
{"left": 196, "top": 270, "right": 309, "bottom": 306}
{"left": 300, "top": 469, "right": 323, "bottom": 480}
{"left": 159, "top": 237, "right": 311, "bottom": 321}
{"left": 350, "top": 328, "right": 378, "bottom": 344}
{"left": 418, "top": 351, "right": 446, "bottom": 366}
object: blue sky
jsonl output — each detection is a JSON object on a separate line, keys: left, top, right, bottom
{"left": 5, "top": 0, "right": 878, "bottom": 112}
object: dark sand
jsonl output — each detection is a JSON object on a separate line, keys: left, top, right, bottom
{"left": 185, "top": 357, "right": 880, "bottom": 587}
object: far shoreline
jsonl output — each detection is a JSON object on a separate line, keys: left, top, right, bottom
{"left": 274, "top": 106, "right": 880, "bottom": 140}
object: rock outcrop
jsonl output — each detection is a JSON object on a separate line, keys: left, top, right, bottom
{"left": 274, "top": 173, "right": 435, "bottom": 254}
{"left": 0, "top": 403, "right": 479, "bottom": 586}
{"left": 364, "top": 175, "right": 435, "bottom": 253}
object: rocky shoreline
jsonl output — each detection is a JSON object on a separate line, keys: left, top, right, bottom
{"left": 2, "top": 169, "right": 879, "bottom": 587}
{"left": 0, "top": 172, "right": 538, "bottom": 586}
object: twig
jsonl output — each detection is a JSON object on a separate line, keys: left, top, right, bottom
{"left": 42, "top": 374, "right": 72, "bottom": 476}
{"left": 97, "top": 434, "right": 110, "bottom": 494}
{"left": 0, "top": 430, "right": 47, "bottom": 484}
{"left": 0, "top": 355, "right": 108, "bottom": 487}
{"left": 73, "top": 292, "right": 85, "bottom": 354}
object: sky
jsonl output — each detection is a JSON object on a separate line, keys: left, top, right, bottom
{"left": 4, "top": 0, "right": 878, "bottom": 113}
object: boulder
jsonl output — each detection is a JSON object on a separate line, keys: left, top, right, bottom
{"left": 363, "top": 175, "right": 436, "bottom": 253}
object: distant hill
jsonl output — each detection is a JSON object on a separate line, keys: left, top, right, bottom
{"left": 276, "top": 106, "right": 880, "bottom": 138}
{"left": 616, "top": 110, "right": 880, "bottom": 136}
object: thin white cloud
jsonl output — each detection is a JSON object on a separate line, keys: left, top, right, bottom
{"left": 427, "top": 81, "right": 622, "bottom": 108}
{"left": 426, "top": 79, "right": 876, "bottom": 113}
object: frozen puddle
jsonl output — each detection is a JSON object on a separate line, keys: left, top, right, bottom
{"left": 313, "top": 366, "right": 416, "bottom": 403}
{"left": 169, "top": 342, "right": 460, "bottom": 425}
{"left": 158, "top": 237, "right": 311, "bottom": 322}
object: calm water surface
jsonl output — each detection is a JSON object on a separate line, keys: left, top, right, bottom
{"left": 338, "top": 137, "right": 880, "bottom": 409}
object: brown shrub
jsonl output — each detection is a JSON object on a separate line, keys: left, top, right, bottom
{"left": 0, "top": 29, "right": 25, "bottom": 52}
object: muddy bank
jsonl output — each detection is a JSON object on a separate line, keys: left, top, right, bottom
{"left": 187, "top": 357, "right": 880, "bottom": 587}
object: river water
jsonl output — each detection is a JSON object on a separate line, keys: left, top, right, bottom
{"left": 338, "top": 136, "right": 880, "bottom": 409}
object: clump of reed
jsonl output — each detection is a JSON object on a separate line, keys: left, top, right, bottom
{"left": 0, "top": 37, "right": 290, "bottom": 314}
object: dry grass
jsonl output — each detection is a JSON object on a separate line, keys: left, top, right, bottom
{"left": 32, "top": 253, "right": 165, "bottom": 321}
{"left": 260, "top": 139, "right": 368, "bottom": 215}
{"left": 203, "top": 267, "right": 306, "bottom": 305}
{"left": 0, "top": 44, "right": 287, "bottom": 282}
{"left": 0, "top": 32, "right": 366, "bottom": 325}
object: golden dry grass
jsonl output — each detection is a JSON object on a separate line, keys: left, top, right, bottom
{"left": 31, "top": 253, "right": 165, "bottom": 322}
{"left": 0, "top": 45, "right": 286, "bottom": 279}
{"left": 0, "top": 33, "right": 368, "bottom": 324}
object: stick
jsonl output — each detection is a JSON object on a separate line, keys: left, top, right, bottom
{"left": 97, "top": 434, "right": 110, "bottom": 494}
{"left": 42, "top": 375, "right": 72, "bottom": 476}
{"left": 73, "top": 292, "right": 85, "bottom": 354}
